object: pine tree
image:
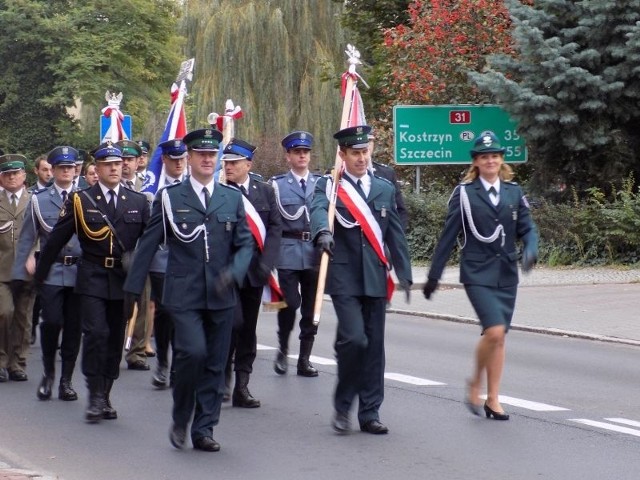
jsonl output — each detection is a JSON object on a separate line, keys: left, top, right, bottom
{"left": 470, "top": 0, "right": 640, "bottom": 194}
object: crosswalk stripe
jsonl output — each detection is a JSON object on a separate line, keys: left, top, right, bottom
{"left": 384, "top": 373, "right": 446, "bottom": 386}
{"left": 480, "top": 394, "right": 569, "bottom": 412}
{"left": 605, "top": 418, "right": 640, "bottom": 428}
{"left": 570, "top": 419, "right": 640, "bottom": 437}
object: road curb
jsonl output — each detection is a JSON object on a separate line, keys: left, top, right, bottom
{"left": 387, "top": 308, "right": 640, "bottom": 347}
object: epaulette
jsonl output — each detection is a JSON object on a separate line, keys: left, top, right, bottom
{"left": 270, "top": 173, "right": 287, "bottom": 181}
{"left": 374, "top": 175, "right": 394, "bottom": 187}
{"left": 249, "top": 171, "right": 265, "bottom": 182}
{"left": 165, "top": 181, "right": 182, "bottom": 190}
{"left": 372, "top": 160, "right": 390, "bottom": 169}
{"left": 219, "top": 183, "right": 241, "bottom": 193}
{"left": 32, "top": 187, "right": 49, "bottom": 196}
{"left": 310, "top": 171, "right": 322, "bottom": 178}
{"left": 459, "top": 180, "right": 473, "bottom": 185}
{"left": 504, "top": 180, "right": 519, "bottom": 185}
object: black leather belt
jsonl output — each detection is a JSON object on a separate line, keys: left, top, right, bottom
{"left": 55, "top": 255, "right": 78, "bottom": 266}
{"left": 282, "top": 231, "right": 312, "bottom": 241}
{"left": 82, "top": 253, "right": 122, "bottom": 269}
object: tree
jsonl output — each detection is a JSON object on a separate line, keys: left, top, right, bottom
{"left": 470, "top": 0, "right": 640, "bottom": 195}
{"left": 181, "top": 0, "right": 347, "bottom": 172}
{"left": 0, "top": 0, "right": 183, "bottom": 160}
{"left": 375, "top": 0, "right": 517, "bottom": 186}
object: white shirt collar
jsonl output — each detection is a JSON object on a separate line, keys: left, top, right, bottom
{"left": 98, "top": 182, "right": 120, "bottom": 197}
{"left": 479, "top": 177, "right": 500, "bottom": 193}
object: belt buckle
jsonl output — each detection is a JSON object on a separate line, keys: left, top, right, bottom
{"left": 301, "top": 232, "right": 311, "bottom": 242}
{"left": 63, "top": 256, "right": 73, "bottom": 266}
{"left": 104, "top": 257, "right": 115, "bottom": 268}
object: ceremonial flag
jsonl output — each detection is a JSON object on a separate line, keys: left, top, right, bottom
{"left": 141, "top": 59, "right": 193, "bottom": 195}
{"left": 141, "top": 83, "right": 187, "bottom": 195}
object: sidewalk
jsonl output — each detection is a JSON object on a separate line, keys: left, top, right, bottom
{"left": 390, "top": 265, "right": 640, "bottom": 346}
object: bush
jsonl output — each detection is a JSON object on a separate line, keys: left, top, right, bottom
{"left": 405, "top": 174, "right": 640, "bottom": 266}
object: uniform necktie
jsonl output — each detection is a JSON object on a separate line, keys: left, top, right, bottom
{"left": 10, "top": 193, "right": 17, "bottom": 211}
{"left": 488, "top": 186, "right": 499, "bottom": 206}
{"left": 174, "top": 179, "right": 181, "bottom": 184}
{"left": 300, "top": 178, "right": 306, "bottom": 193}
{"left": 61, "top": 190, "right": 68, "bottom": 203}
{"left": 202, "top": 187, "right": 210, "bottom": 209}
{"left": 126, "top": 180, "right": 134, "bottom": 190}
{"left": 356, "top": 179, "right": 366, "bottom": 198}
{"left": 240, "top": 185, "right": 249, "bottom": 197}
{"left": 107, "top": 189, "right": 116, "bottom": 217}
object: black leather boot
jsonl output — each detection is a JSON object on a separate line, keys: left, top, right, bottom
{"left": 85, "top": 376, "right": 105, "bottom": 423}
{"left": 103, "top": 378, "right": 117, "bottom": 419}
{"left": 273, "top": 336, "right": 288, "bottom": 375}
{"left": 232, "top": 371, "right": 260, "bottom": 408}
{"left": 58, "top": 361, "right": 78, "bottom": 401}
{"left": 297, "top": 339, "right": 318, "bottom": 377}
{"left": 37, "top": 359, "right": 55, "bottom": 400}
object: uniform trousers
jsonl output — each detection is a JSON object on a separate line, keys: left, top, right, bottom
{"left": 276, "top": 268, "right": 318, "bottom": 345}
{"left": 38, "top": 284, "right": 81, "bottom": 367}
{"left": 149, "top": 272, "right": 173, "bottom": 370}
{"left": 80, "top": 295, "right": 126, "bottom": 380}
{"left": 0, "top": 281, "right": 35, "bottom": 371}
{"left": 228, "top": 285, "right": 262, "bottom": 374}
{"left": 169, "top": 306, "right": 234, "bottom": 441}
{"left": 331, "top": 295, "right": 387, "bottom": 424}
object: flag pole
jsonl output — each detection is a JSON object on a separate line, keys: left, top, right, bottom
{"left": 312, "top": 45, "right": 364, "bottom": 327}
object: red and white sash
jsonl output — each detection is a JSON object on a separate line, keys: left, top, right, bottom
{"left": 241, "top": 196, "right": 286, "bottom": 310}
{"left": 336, "top": 179, "right": 395, "bottom": 300}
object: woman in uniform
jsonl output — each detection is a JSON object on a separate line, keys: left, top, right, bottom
{"left": 423, "top": 130, "right": 538, "bottom": 420}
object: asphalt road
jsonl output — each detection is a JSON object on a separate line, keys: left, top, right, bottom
{"left": 1, "top": 301, "right": 640, "bottom": 480}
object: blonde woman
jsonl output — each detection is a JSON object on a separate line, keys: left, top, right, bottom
{"left": 423, "top": 130, "right": 538, "bottom": 420}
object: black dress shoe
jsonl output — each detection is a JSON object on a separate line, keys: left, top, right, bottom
{"left": 145, "top": 350, "right": 156, "bottom": 357}
{"left": 273, "top": 350, "right": 287, "bottom": 375}
{"left": 9, "top": 369, "right": 28, "bottom": 381}
{"left": 332, "top": 411, "right": 351, "bottom": 434}
{"left": 151, "top": 365, "right": 168, "bottom": 388}
{"left": 37, "top": 375, "right": 54, "bottom": 400}
{"left": 0, "top": 368, "right": 8, "bottom": 383}
{"left": 484, "top": 402, "right": 510, "bottom": 421}
{"left": 169, "top": 424, "right": 186, "bottom": 449}
{"left": 193, "top": 436, "right": 220, "bottom": 452}
{"left": 360, "top": 419, "right": 389, "bottom": 434}
{"left": 127, "top": 360, "right": 150, "bottom": 371}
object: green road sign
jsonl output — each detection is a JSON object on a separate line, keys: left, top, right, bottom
{"left": 393, "top": 105, "right": 527, "bottom": 165}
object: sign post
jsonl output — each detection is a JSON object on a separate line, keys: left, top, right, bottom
{"left": 393, "top": 105, "right": 526, "bottom": 166}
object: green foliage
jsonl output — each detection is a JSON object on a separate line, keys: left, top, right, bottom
{"left": 470, "top": 0, "right": 640, "bottom": 195}
{"left": 0, "top": 0, "right": 183, "bottom": 158}
{"left": 407, "top": 175, "right": 640, "bottom": 266}
{"left": 182, "top": 0, "right": 347, "bottom": 172}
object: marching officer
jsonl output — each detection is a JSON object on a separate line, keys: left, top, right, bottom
{"left": 222, "top": 138, "right": 282, "bottom": 408}
{"left": 148, "top": 138, "right": 189, "bottom": 388}
{"left": 13, "top": 146, "right": 83, "bottom": 401}
{"left": 0, "top": 155, "right": 34, "bottom": 383}
{"left": 35, "top": 142, "right": 149, "bottom": 423}
{"left": 270, "top": 131, "right": 321, "bottom": 377}
{"left": 310, "top": 125, "right": 412, "bottom": 435}
{"left": 123, "top": 128, "right": 253, "bottom": 452}
{"left": 423, "top": 130, "right": 538, "bottom": 420}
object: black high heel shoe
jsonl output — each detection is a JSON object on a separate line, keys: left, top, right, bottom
{"left": 484, "top": 402, "right": 510, "bottom": 421}
{"left": 465, "top": 381, "right": 481, "bottom": 416}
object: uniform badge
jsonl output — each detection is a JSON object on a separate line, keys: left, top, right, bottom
{"left": 59, "top": 207, "right": 66, "bottom": 217}
{"left": 181, "top": 223, "right": 187, "bottom": 230}
{"left": 226, "top": 221, "right": 231, "bottom": 232}
{"left": 381, "top": 207, "right": 387, "bottom": 218}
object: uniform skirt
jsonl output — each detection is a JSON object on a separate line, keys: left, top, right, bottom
{"left": 464, "top": 284, "right": 517, "bottom": 333}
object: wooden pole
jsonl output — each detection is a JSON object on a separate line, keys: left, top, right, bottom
{"left": 124, "top": 303, "right": 139, "bottom": 352}
{"left": 312, "top": 74, "right": 357, "bottom": 327}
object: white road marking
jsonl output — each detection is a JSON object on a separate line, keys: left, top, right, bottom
{"left": 384, "top": 373, "right": 446, "bottom": 386}
{"left": 605, "top": 418, "right": 640, "bottom": 428}
{"left": 479, "top": 395, "right": 570, "bottom": 412}
{"left": 570, "top": 419, "right": 640, "bottom": 437}
{"left": 257, "top": 343, "right": 277, "bottom": 351}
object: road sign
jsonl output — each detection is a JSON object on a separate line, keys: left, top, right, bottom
{"left": 393, "top": 105, "right": 527, "bottom": 165}
{"left": 100, "top": 114, "right": 132, "bottom": 142}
